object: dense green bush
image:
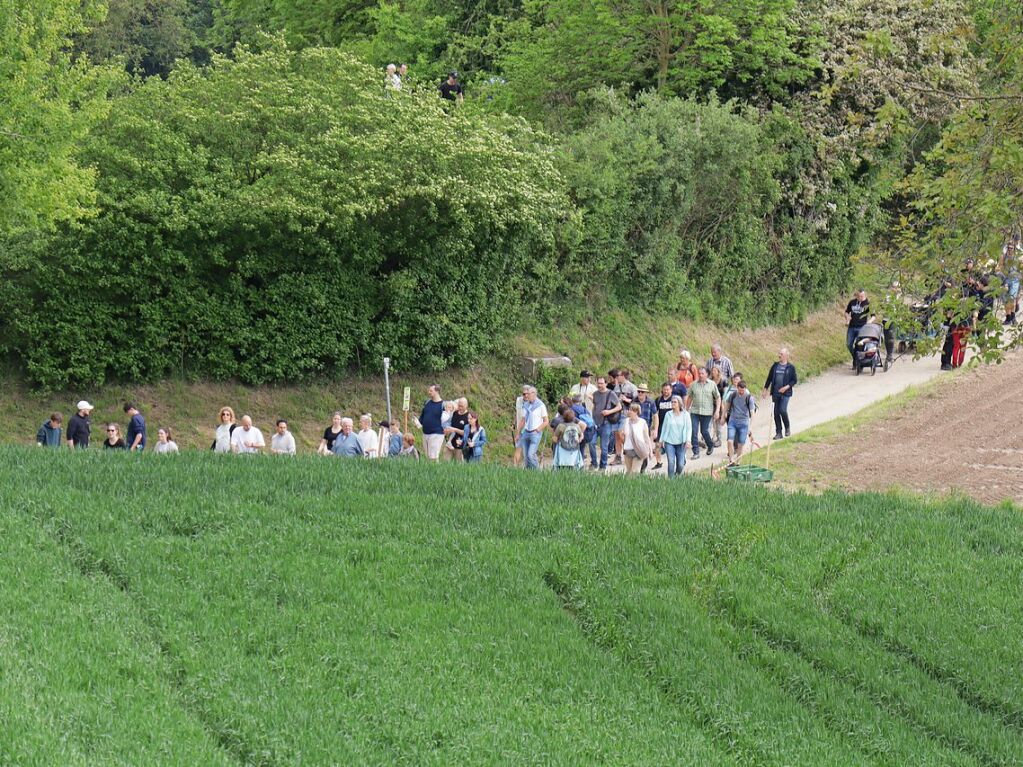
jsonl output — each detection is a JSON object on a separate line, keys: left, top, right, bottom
{"left": 2, "top": 42, "right": 570, "bottom": 390}
{"left": 560, "top": 92, "right": 855, "bottom": 323}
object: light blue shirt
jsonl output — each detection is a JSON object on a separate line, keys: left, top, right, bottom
{"left": 331, "top": 432, "right": 364, "bottom": 457}
{"left": 658, "top": 411, "right": 692, "bottom": 446}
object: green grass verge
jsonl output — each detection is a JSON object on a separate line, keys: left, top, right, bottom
{"left": 2, "top": 447, "right": 1022, "bottom": 764}
{"left": 0, "top": 304, "right": 848, "bottom": 457}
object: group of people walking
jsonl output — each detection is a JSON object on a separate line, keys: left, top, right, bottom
{"left": 512, "top": 344, "right": 797, "bottom": 476}
{"left": 38, "top": 402, "right": 178, "bottom": 453}
{"left": 35, "top": 347, "right": 798, "bottom": 478}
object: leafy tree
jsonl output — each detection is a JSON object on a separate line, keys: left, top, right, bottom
{"left": 75, "top": 0, "right": 208, "bottom": 77}
{"left": 0, "top": 0, "right": 112, "bottom": 238}
{"left": 2, "top": 41, "right": 570, "bottom": 389}
{"left": 496, "top": 0, "right": 816, "bottom": 126}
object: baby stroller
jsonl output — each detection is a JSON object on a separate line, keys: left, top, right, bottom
{"left": 854, "top": 322, "right": 883, "bottom": 375}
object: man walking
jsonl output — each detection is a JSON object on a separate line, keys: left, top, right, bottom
{"left": 270, "top": 419, "right": 296, "bottom": 455}
{"left": 705, "top": 344, "right": 734, "bottom": 382}
{"left": 67, "top": 401, "right": 94, "bottom": 448}
{"left": 124, "top": 402, "right": 147, "bottom": 451}
{"left": 517, "top": 386, "right": 549, "bottom": 470}
{"left": 686, "top": 368, "right": 720, "bottom": 459}
{"left": 231, "top": 415, "right": 265, "bottom": 454}
{"left": 723, "top": 380, "right": 756, "bottom": 465}
{"left": 763, "top": 347, "right": 797, "bottom": 439}
{"left": 845, "top": 289, "right": 872, "bottom": 368}
{"left": 591, "top": 376, "right": 621, "bottom": 470}
{"left": 569, "top": 370, "right": 597, "bottom": 414}
{"left": 419, "top": 384, "right": 445, "bottom": 461}
{"left": 331, "top": 418, "right": 364, "bottom": 457}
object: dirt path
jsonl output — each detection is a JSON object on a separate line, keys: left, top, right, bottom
{"left": 589, "top": 344, "right": 954, "bottom": 477}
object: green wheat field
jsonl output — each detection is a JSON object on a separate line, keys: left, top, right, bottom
{"left": 2, "top": 447, "right": 1021, "bottom": 766}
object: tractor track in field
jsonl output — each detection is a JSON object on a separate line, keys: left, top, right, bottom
{"left": 15, "top": 503, "right": 278, "bottom": 767}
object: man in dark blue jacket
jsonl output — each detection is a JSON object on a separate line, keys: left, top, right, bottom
{"left": 762, "top": 348, "right": 797, "bottom": 440}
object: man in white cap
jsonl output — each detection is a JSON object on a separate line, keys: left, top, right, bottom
{"left": 67, "top": 400, "right": 94, "bottom": 448}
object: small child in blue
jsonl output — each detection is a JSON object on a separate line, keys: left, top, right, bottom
{"left": 382, "top": 420, "right": 403, "bottom": 457}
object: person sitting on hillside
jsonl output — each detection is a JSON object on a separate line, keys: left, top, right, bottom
{"left": 462, "top": 412, "right": 487, "bottom": 462}
{"left": 318, "top": 412, "right": 344, "bottom": 456}
{"left": 231, "top": 415, "right": 265, "bottom": 454}
{"left": 36, "top": 412, "right": 63, "bottom": 448}
{"left": 331, "top": 417, "right": 363, "bottom": 457}
{"left": 706, "top": 343, "right": 734, "bottom": 382}
{"left": 213, "top": 406, "right": 237, "bottom": 453}
{"left": 270, "top": 419, "right": 296, "bottom": 455}
{"left": 103, "top": 423, "right": 127, "bottom": 450}
{"left": 398, "top": 431, "right": 420, "bottom": 459}
{"left": 154, "top": 427, "right": 179, "bottom": 454}
{"left": 357, "top": 414, "right": 379, "bottom": 458}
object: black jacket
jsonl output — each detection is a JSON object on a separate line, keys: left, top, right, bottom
{"left": 764, "top": 362, "right": 798, "bottom": 399}
{"left": 67, "top": 413, "right": 91, "bottom": 448}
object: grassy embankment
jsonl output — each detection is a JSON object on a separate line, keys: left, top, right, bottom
{"left": 2, "top": 447, "right": 1023, "bottom": 765}
{"left": 2, "top": 304, "right": 847, "bottom": 454}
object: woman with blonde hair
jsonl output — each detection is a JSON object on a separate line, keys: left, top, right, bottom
{"left": 622, "top": 403, "right": 653, "bottom": 475}
{"left": 213, "top": 407, "right": 236, "bottom": 452}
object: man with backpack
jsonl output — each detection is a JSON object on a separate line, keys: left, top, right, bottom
{"left": 723, "top": 380, "right": 757, "bottom": 466}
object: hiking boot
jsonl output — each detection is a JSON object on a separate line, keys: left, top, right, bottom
{"left": 774, "top": 432, "right": 783, "bottom": 440}
{"left": 784, "top": 429, "right": 791, "bottom": 438}
{"left": 706, "top": 447, "right": 714, "bottom": 456}
{"left": 940, "top": 364, "right": 952, "bottom": 371}
{"left": 653, "top": 462, "right": 663, "bottom": 470}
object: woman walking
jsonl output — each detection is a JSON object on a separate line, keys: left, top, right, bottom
{"left": 318, "top": 412, "right": 344, "bottom": 455}
{"left": 622, "top": 403, "right": 653, "bottom": 475}
{"left": 154, "top": 427, "right": 179, "bottom": 454}
{"left": 762, "top": 347, "right": 797, "bottom": 439}
{"left": 658, "top": 396, "right": 692, "bottom": 478}
{"left": 214, "top": 407, "right": 236, "bottom": 453}
{"left": 462, "top": 412, "right": 487, "bottom": 462}
{"left": 103, "top": 424, "right": 127, "bottom": 449}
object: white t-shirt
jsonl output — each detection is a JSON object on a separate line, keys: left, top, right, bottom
{"left": 521, "top": 399, "right": 549, "bottom": 431}
{"left": 357, "top": 428, "right": 378, "bottom": 457}
{"left": 232, "top": 425, "right": 265, "bottom": 454}
{"left": 154, "top": 440, "right": 178, "bottom": 454}
{"left": 271, "top": 431, "right": 296, "bottom": 455}
{"left": 569, "top": 382, "right": 597, "bottom": 412}
{"left": 215, "top": 423, "right": 233, "bottom": 453}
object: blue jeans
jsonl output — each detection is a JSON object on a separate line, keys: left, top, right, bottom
{"left": 597, "top": 422, "right": 615, "bottom": 469}
{"left": 664, "top": 442, "right": 687, "bottom": 477}
{"left": 690, "top": 413, "right": 713, "bottom": 455}
{"left": 584, "top": 435, "right": 597, "bottom": 466}
{"left": 520, "top": 430, "right": 542, "bottom": 469}
{"left": 846, "top": 327, "right": 859, "bottom": 359}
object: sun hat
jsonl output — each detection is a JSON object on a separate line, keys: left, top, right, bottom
{"left": 636, "top": 383, "right": 649, "bottom": 392}
{"left": 77, "top": 400, "right": 94, "bottom": 411}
